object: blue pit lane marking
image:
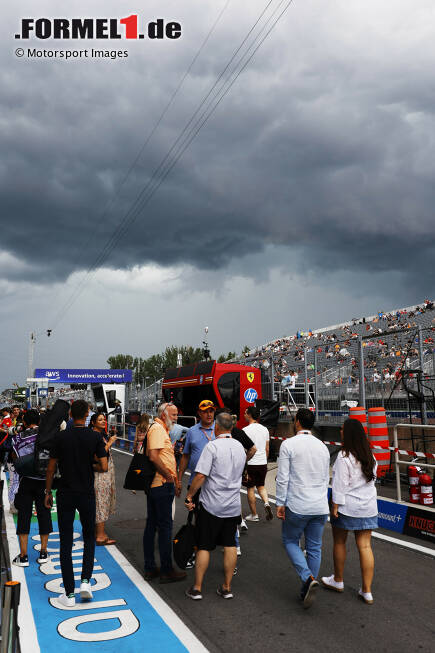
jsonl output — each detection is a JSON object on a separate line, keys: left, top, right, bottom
{"left": 2, "top": 469, "right": 208, "bottom": 653}
{"left": 21, "top": 519, "right": 192, "bottom": 651}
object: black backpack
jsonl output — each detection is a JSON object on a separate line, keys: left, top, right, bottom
{"left": 34, "top": 399, "right": 70, "bottom": 477}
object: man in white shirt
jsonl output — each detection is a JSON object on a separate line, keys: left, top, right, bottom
{"left": 184, "top": 412, "right": 246, "bottom": 600}
{"left": 275, "top": 409, "right": 330, "bottom": 609}
{"left": 243, "top": 406, "right": 273, "bottom": 521}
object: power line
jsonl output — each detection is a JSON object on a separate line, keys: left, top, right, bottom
{"left": 49, "top": 0, "right": 295, "bottom": 328}
{"left": 35, "top": 1, "right": 232, "bottom": 336}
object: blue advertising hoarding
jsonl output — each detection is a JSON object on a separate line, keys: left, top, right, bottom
{"left": 34, "top": 369, "right": 133, "bottom": 383}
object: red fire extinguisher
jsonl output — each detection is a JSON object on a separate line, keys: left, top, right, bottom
{"left": 408, "top": 466, "right": 420, "bottom": 504}
{"left": 419, "top": 474, "right": 434, "bottom": 506}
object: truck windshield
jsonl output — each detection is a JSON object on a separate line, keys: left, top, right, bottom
{"left": 217, "top": 372, "right": 240, "bottom": 418}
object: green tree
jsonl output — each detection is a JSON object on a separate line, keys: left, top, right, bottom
{"left": 217, "top": 351, "right": 237, "bottom": 363}
{"left": 107, "top": 354, "right": 135, "bottom": 370}
{"left": 107, "top": 345, "right": 209, "bottom": 384}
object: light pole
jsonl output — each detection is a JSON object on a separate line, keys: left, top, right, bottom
{"left": 28, "top": 330, "right": 51, "bottom": 408}
{"left": 202, "top": 326, "right": 210, "bottom": 361}
{"left": 143, "top": 376, "right": 150, "bottom": 412}
{"left": 28, "top": 332, "right": 36, "bottom": 381}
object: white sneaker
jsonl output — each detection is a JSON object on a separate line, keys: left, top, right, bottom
{"left": 244, "top": 514, "right": 260, "bottom": 522}
{"left": 80, "top": 581, "right": 93, "bottom": 600}
{"left": 236, "top": 546, "right": 241, "bottom": 556}
{"left": 37, "top": 551, "right": 50, "bottom": 564}
{"left": 358, "top": 588, "right": 374, "bottom": 604}
{"left": 240, "top": 519, "right": 248, "bottom": 532}
{"left": 321, "top": 575, "right": 344, "bottom": 592}
{"left": 58, "top": 593, "right": 76, "bottom": 607}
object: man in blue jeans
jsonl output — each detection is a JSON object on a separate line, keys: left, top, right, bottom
{"left": 275, "top": 408, "right": 330, "bottom": 609}
{"left": 143, "top": 403, "right": 186, "bottom": 584}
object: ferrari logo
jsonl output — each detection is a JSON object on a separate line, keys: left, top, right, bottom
{"left": 247, "top": 372, "right": 254, "bottom": 383}
{"left": 134, "top": 470, "right": 141, "bottom": 475}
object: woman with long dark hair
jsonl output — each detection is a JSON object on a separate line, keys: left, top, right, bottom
{"left": 90, "top": 413, "right": 117, "bottom": 545}
{"left": 321, "top": 418, "right": 378, "bottom": 604}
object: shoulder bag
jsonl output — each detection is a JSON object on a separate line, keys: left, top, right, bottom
{"left": 123, "top": 428, "right": 156, "bottom": 494}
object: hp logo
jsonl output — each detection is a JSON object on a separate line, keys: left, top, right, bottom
{"left": 244, "top": 388, "right": 258, "bottom": 404}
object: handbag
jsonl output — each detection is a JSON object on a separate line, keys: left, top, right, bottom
{"left": 173, "top": 512, "right": 196, "bottom": 569}
{"left": 123, "top": 431, "right": 155, "bottom": 494}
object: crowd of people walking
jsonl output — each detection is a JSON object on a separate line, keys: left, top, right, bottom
{"left": 1, "top": 397, "right": 379, "bottom": 611}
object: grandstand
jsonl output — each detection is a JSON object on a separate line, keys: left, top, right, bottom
{"left": 243, "top": 299, "right": 435, "bottom": 381}
{"left": 235, "top": 300, "right": 435, "bottom": 423}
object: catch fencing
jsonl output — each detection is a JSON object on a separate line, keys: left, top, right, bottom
{"left": 234, "top": 324, "right": 435, "bottom": 425}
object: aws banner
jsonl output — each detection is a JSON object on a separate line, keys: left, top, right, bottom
{"left": 34, "top": 369, "right": 133, "bottom": 383}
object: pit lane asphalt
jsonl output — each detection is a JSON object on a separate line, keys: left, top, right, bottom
{"left": 107, "top": 450, "right": 435, "bottom": 653}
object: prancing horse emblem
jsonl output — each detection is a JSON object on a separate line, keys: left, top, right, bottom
{"left": 247, "top": 372, "right": 254, "bottom": 383}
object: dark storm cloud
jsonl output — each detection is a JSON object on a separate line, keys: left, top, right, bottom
{"left": 1, "top": 1, "right": 434, "bottom": 288}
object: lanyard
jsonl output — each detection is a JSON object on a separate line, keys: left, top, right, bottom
{"left": 199, "top": 427, "right": 214, "bottom": 441}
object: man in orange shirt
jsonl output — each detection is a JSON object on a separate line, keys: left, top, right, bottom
{"left": 143, "top": 403, "right": 187, "bottom": 584}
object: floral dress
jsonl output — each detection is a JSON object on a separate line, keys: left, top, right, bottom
{"left": 94, "top": 436, "right": 116, "bottom": 523}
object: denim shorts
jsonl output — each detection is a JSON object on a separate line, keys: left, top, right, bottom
{"left": 331, "top": 513, "right": 378, "bottom": 531}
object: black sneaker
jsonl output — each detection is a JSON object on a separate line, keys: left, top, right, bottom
{"left": 12, "top": 554, "right": 29, "bottom": 567}
{"left": 301, "top": 576, "right": 319, "bottom": 609}
{"left": 37, "top": 551, "right": 50, "bottom": 564}
{"left": 264, "top": 504, "right": 273, "bottom": 521}
{"left": 217, "top": 585, "right": 234, "bottom": 599}
{"left": 185, "top": 586, "right": 202, "bottom": 600}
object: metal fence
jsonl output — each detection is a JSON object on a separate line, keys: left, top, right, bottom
{"left": 0, "top": 479, "right": 20, "bottom": 652}
{"left": 393, "top": 424, "right": 435, "bottom": 501}
{"left": 233, "top": 324, "right": 435, "bottom": 425}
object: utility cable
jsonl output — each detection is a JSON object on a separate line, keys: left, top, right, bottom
{"left": 49, "top": 0, "right": 295, "bottom": 328}
{"left": 34, "top": 0, "right": 232, "bottom": 336}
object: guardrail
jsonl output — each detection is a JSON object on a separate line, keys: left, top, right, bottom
{"left": 0, "top": 478, "right": 20, "bottom": 652}
{"left": 1, "top": 582, "right": 20, "bottom": 653}
{"left": 393, "top": 424, "right": 435, "bottom": 502}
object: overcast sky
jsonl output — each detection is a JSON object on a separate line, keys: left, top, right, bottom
{"left": 1, "top": 1, "right": 434, "bottom": 389}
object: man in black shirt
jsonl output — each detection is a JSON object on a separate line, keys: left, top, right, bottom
{"left": 45, "top": 400, "right": 108, "bottom": 608}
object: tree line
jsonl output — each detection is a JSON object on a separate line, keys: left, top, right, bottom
{"left": 107, "top": 344, "right": 250, "bottom": 384}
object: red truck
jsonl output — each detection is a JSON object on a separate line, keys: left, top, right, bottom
{"left": 162, "top": 360, "right": 262, "bottom": 429}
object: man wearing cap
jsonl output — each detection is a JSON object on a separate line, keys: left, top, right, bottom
{"left": 178, "top": 400, "right": 216, "bottom": 511}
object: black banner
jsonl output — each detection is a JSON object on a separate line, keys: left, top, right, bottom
{"left": 402, "top": 506, "right": 435, "bottom": 543}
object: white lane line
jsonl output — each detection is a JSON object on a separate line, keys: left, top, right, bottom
{"left": 1, "top": 471, "right": 40, "bottom": 653}
{"left": 112, "top": 448, "right": 210, "bottom": 650}
{"left": 239, "top": 488, "right": 435, "bottom": 558}
{"left": 370, "top": 531, "right": 435, "bottom": 557}
{"left": 112, "top": 446, "right": 134, "bottom": 456}
{"left": 106, "top": 545, "right": 209, "bottom": 653}
{"left": 112, "top": 451, "right": 435, "bottom": 558}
